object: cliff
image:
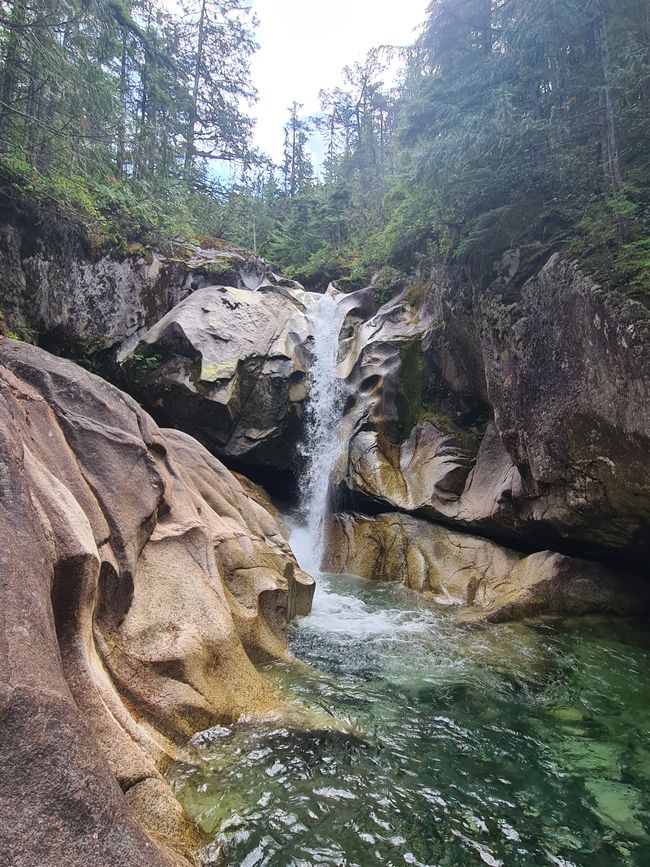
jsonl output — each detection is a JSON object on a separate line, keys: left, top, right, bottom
{"left": 332, "top": 254, "right": 650, "bottom": 569}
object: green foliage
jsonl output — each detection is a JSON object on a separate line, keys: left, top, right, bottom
{"left": 199, "top": 260, "right": 237, "bottom": 277}
{"left": 571, "top": 185, "right": 650, "bottom": 301}
{"left": 383, "top": 0, "right": 650, "bottom": 289}
{"left": 0, "top": 0, "right": 258, "bottom": 250}
{"left": 0, "top": 0, "right": 648, "bottom": 303}
{"left": 372, "top": 267, "right": 406, "bottom": 306}
{"left": 0, "top": 315, "right": 38, "bottom": 343}
{"left": 612, "top": 240, "right": 650, "bottom": 299}
{"left": 129, "top": 352, "right": 162, "bottom": 370}
{"left": 123, "top": 351, "right": 163, "bottom": 388}
{"left": 451, "top": 208, "right": 512, "bottom": 261}
{"left": 220, "top": 52, "right": 405, "bottom": 289}
{"left": 0, "top": 153, "right": 197, "bottom": 249}
{"left": 281, "top": 244, "right": 368, "bottom": 293}
{"left": 193, "top": 0, "right": 650, "bottom": 299}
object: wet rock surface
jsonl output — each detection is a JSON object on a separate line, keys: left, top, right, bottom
{"left": 324, "top": 512, "right": 650, "bottom": 622}
{"left": 0, "top": 339, "right": 313, "bottom": 866}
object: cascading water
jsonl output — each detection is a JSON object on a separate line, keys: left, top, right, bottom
{"left": 297, "top": 290, "right": 346, "bottom": 574}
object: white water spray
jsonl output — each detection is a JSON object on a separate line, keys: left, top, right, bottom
{"left": 298, "top": 291, "right": 346, "bottom": 574}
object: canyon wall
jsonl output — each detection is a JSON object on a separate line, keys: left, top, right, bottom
{"left": 333, "top": 255, "right": 650, "bottom": 569}
{"left": 0, "top": 339, "right": 313, "bottom": 867}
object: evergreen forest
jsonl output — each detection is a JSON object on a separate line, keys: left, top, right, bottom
{"left": 1, "top": 0, "right": 648, "bottom": 298}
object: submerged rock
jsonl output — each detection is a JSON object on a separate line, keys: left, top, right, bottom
{"left": 0, "top": 339, "right": 314, "bottom": 866}
{"left": 324, "top": 512, "right": 649, "bottom": 622}
{"left": 121, "top": 284, "right": 316, "bottom": 468}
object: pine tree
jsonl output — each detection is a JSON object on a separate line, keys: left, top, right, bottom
{"left": 181, "top": 0, "right": 257, "bottom": 184}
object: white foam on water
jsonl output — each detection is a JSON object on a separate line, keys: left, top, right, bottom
{"left": 309, "top": 582, "right": 396, "bottom": 638}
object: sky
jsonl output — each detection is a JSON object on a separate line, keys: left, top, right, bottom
{"left": 250, "top": 0, "right": 427, "bottom": 163}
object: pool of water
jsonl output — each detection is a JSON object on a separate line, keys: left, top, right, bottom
{"left": 169, "top": 567, "right": 650, "bottom": 867}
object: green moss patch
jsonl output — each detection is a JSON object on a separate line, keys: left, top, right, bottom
{"left": 395, "top": 340, "right": 436, "bottom": 441}
{"left": 395, "top": 339, "right": 489, "bottom": 451}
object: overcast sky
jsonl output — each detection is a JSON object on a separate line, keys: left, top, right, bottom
{"left": 250, "top": 0, "right": 427, "bottom": 163}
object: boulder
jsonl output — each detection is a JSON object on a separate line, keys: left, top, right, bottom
{"left": 0, "top": 339, "right": 314, "bottom": 867}
{"left": 324, "top": 512, "right": 649, "bottom": 622}
{"left": 121, "top": 284, "right": 317, "bottom": 469}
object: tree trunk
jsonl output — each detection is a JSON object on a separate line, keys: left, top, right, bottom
{"left": 290, "top": 104, "right": 297, "bottom": 195}
{"left": 184, "top": 0, "right": 208, "bottom": 180}
{"left": 593, "top": 0, "right": 627, "bottom": 243}
{"left": 0, "top": 0, "right": 26, "bottom": 151}
{"left": 593, "top": 0, "right": 622, "bottom": 196}
{"left": 116, "top": 30, "right": 128, "bottom": 178}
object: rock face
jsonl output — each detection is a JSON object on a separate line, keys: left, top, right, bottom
{"left": 333, "top": 290, "right": 476, "bottom": 515}
{"left": 475, "top": 256, "right": 650, "bottom": 558}
{"left": 334, "top": 255, "right": 650, "bottom": 567}
{"left": 0, "top": 213, "right": 301, "bottom": 354}
{"left": 120, "top": 284, "right": 317, "bottom": 469}
{"left": 0, "top": 339, "right": 314, "bottom": 867}
{"left": 324, "top": 513, "right": 650, "bottom": 622}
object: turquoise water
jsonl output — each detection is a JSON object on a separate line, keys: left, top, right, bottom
{"left": 169, "top": 569, "right": 650, "bottom": 867}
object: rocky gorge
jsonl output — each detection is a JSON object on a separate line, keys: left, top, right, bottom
{"left": 114, "top": 248, "right": 650, "bottom": 617}
{"left": 1, "top": 227, "right": 650, "bottom": 865}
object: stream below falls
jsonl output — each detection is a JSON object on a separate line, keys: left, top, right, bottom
{"left": 169, "top": 526, "right": 650, "bottom": 867}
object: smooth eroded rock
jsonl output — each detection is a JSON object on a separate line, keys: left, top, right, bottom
{"left": 0, "top": 338, "right": 314, "bottom": 866}
{"left": 334, "top": 257, "right": 650, "bottom": 567}
{"left": 324, "top": 512, "right": 649, "bottom": 622}
{"left": 121, "top": 284, "right": 317, "bottom": 468}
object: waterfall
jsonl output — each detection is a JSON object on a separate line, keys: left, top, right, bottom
{"left": 298, "top": 291, "right": 346, "bottom": 574}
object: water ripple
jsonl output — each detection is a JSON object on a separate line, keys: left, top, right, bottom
{"left": 169, "top": 571, "right": 650, "bottom": 866}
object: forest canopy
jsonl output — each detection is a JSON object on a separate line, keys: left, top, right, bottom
{"left": 0, "top": 0, "right": 648, "bottom": 297}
